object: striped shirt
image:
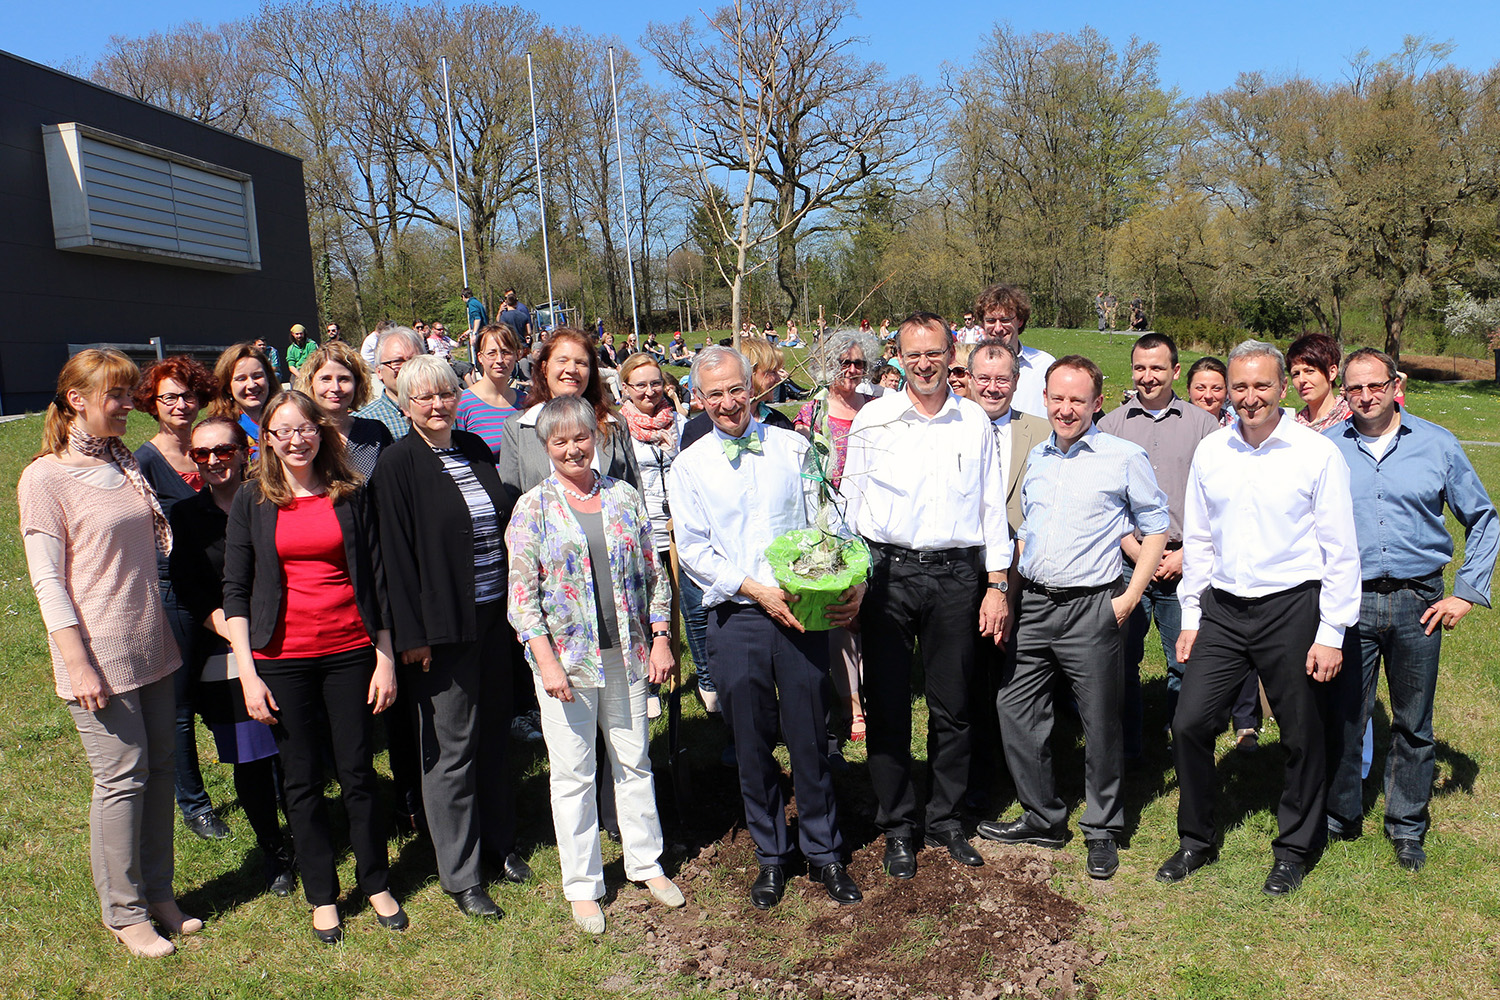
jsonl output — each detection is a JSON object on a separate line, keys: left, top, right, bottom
{"left": 454, "top": 387, "right": 525, "bottom": 461}
{"left": 1017, "top": 425, "right": 1170, "bottom": 588}
{"left": 435, "top": 446, "right": 505, "bottom": 604}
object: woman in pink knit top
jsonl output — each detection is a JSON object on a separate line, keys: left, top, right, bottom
{"left": 18, "top": 349, "right": 200, "bottom": 958}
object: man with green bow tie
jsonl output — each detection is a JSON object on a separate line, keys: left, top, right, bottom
{"left": 670, "top": 346, "right": 867, "bottom": 910}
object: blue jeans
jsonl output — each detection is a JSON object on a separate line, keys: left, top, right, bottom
{"left": 1122, "top": 573, "right": 1183, "bottom": 759}
{"left": 1328, "top": 574, "right": 1445, "bottom": 841}
{"left": 677, "top": 571, "right": 713, "bottom": 693}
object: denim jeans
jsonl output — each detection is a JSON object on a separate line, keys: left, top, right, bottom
{"left": 1122, "top": 574, "right": 1183, "bottom": 759}
{"left": 678, "top": 570, "right": 713, "bottom": 693}
{"left": 1327, "top": 573, "right": 1445, "bottom": 841}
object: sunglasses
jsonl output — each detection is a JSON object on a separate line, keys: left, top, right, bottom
{"left": 189, "top": 444, "right": 241, "bottom": 464}
{"left": 948, "top": 366, "right": 969, "bottom": 378}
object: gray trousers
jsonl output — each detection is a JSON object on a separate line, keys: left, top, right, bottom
{"left": 997, "top": 585, "right": 1125, "bottom": 839}
{"left": 67, "top": 674, "right": 177, "bottom": 928}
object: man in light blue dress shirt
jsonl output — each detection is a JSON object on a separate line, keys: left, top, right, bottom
{"left": 978, "top": 355, "right": 1169, "bottom": 881}
{"left": 1325, "top": 348, "right": 1498, "bottom": 872}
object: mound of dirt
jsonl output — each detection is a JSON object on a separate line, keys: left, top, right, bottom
{"left": 621, "top": 831, "right": 1103, "bottom": 1000}
{"left": 1401, "top": 354, "right": 1495, "bottom": 382}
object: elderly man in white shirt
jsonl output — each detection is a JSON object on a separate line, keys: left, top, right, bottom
{"left": 842, "top": 312, "right": 1013, "bottom": 882}
{"left": 670, "top": 346, "right": 866, "bottom": 911}
{"left": 1158, "top": 339, "right": 1361, "bottom": 898}
{"left": 974, "top": 283, "right": 1055, "bottom": 418}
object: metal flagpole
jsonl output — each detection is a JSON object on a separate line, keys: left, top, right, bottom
{"left": 441, "top": 57, "right": 476, "bottom": 364}
{"left": 607, "top": 46, "right": 640, "bottom": 340}
{"left": 526, "top": 52, "right": 556, "bottom": 330}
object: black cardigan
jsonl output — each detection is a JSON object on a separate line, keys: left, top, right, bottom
{"left": 369, "top": 429, "right": 516, "bottom": 653}
{"left": 168, "top": 487, "right": 231, "bottom": 630}
{"left": 222, "top": 480, "right": 390, "bottom": 651}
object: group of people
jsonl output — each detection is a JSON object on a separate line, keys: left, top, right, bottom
{"left": 21, "top": 282, "right": 1494, "bottom": 959}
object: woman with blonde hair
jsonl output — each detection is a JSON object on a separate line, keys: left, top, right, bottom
{"left": 19, "top": 349, "right": 200, "bottom": 957}
{"left": 210, "top": 342, "right": 279, "bottom": 455}
{"left": 222, "top": 390, "right": 406, "bottom": 944}
{"left": 455, "top": 322, "right": 528, "bottom": 460}
{"left": 293, "top": 339, "right": 394, "bottom": 477}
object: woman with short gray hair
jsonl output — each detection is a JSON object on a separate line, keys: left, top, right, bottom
{"left": 505, "top": 395, "right": 683, "bottom": 935}
{"left": 369, "top": 352, "right": 530, "bottom": 921}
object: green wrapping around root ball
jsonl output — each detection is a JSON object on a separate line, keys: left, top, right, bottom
{"left": 765, "top": 529, "right": 871, "bottom": 632}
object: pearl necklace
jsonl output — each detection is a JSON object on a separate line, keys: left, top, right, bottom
{"left": 559, "top": 471, "right": 601, "bottom": 501}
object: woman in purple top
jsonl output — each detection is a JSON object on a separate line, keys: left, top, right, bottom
{"left": 455, "top": 323, "right": 527, "bottom": 460}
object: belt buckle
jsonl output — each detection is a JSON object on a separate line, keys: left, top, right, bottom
{"left": 914, "top": 549, "right": 943, "bottom": 564}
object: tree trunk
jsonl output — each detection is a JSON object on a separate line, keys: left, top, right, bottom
{"left": 776, "top": 231, "right": 799, "bottom": 322}
{"left": 1383, "top": 296, "right": 1408, "bottom": 368}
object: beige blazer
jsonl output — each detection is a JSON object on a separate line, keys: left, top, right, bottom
{"left": 1005, "top": 411, "right": 1051, "bottom": 534}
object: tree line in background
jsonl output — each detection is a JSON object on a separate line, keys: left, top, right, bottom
{"left": 83, "top": 0, "right": 1500, "bottom": 363}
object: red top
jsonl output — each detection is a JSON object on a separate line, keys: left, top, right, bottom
{"left": 258, "top": 494, "right": 371, "bottom": 660}
{"left": 177, "top": 468, "right": 203, "bottom": 491}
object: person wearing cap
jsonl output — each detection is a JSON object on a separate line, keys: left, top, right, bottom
{"left": 287, "top": 325, "right": 317, "bottom": 374}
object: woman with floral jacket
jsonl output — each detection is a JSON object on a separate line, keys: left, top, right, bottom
{"left": 505, "top": 396, "right": 684, "bottom": 936}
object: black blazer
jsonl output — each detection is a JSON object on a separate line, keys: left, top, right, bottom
{"left": 369, "top": 430, "right": 514, "bottom": 653}
{"left": 222, "top": 480, "right": 390, "bottom": 650}
{"left": 168, "top": 487, "right": 231, "bottom": 630}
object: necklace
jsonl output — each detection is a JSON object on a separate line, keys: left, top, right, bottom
{"left": 559, "top": 471, "right": 601, "bottom": 501}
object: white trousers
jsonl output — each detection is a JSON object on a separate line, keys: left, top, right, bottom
{"left": 535, "top": 646, "right": 664, "bottom": 901}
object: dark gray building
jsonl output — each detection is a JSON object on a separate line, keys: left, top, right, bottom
{"left": 0, "top": 50, "right": 315, "bottom": 413}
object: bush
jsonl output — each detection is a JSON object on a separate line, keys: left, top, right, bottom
{"left": 1153, "top": 316, "right": 1247, "bottom": 357}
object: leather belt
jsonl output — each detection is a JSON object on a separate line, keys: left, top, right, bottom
{"left": 1021, "top": 579, "right": 1114, "bottom": 602}
{"left": 867, "top": 541, "right": 981, "bottom": 565}
{"left": 1362, "top": 576, "right": 1432, "bottom": 594}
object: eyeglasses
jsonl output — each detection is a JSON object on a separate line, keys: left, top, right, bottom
{"left": 948, "top": 367, "right": 969, "bottom": 379}
{"left": 409, "top": 391, "right": 459, "bottom": 406}
{"left": 985, "top": 314, "right": 1019, "bottom": 327}
{"left": 155, "top": 392, "right": 197, "bottom": 406}
{"left": 188, "top": 444, "right": 240, "bottom": 463}
{"left": 972, "top": 375, "right": 1013, "bottom": 388}
{"left": 838, "top": 358, "right": 867, "bottom": 371}
{"left": 627, "top": 379, "right": 666, "bottom": 391}
{"left": 379, "top": 357, "right": 410, "bottom": 371}
{"left": 478, "top": 349, "right": 517, "bottom": 361}
{"left": 698, "top": 384, "right": 749, "bottom": 405}
{"left": 1344, "top": 378, "right": 1395, "bottom": 398}
{"left": 901, "top": 350, "right": 948, "bottom": 364}
{"left": 265, "top": 424, "right": 321, "bottom": 442}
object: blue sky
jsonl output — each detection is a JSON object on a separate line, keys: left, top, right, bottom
{"left": 5, "top": 0, "right": 1499, "bottom": 96}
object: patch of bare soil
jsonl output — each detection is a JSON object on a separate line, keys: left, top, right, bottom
{"left": 1402, "top": 353, "right": 1495, "bottom": 381}
{"left": 617, "top": 831, "right": 1104, "bottom": 1000}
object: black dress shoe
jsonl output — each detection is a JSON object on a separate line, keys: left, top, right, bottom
{"left": 450, "top": 886, "right": 504, "bottom": 919}
{"left": 750, "top": 864, "right": 786, "bottom": 910}
{"left": 312, "top": 913, "right": 343, "bottom": 945}
{"left": 976, "top": 818, "right": 1067, "bottom": 849}
{"left": 924, "top": 829, "right": 984, "bottom": 867}
{"left": 1262, "top": 859, "right": 1305, "bottom": 897}
{"left": 1155, "top": 847, "right": 1218, "bottom": 883}
{"left": 1085, "top": 838, "right": 1119, "bottom": 880}
{"left": 185, "top": 810, "right": 232, "bottom": 841}
{"left": 266, "top": 863, "right": 296, "bottom": 898}
{"left": 1393, "top": 839, "right": 1426, "bottom": 872}
{"left": 375, "top": 902, "right": 409, "bottom": 931}
{"left": 882, "top": 836, "right": 917, "bottom": 879}
{"left": 811, "top": 861, "right": 862, "bottom": 904}
{"left": 500, "top": 852, "right": 534, "bottom": 884}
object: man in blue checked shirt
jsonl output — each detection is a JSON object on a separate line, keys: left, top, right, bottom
{"left": 978, "top": 354, "right": 1169, "bottom": 881}
{"left": 1324, "top": 347, "right": 1499, "bottom": 872}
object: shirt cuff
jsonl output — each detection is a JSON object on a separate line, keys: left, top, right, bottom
{"left": 1180, "top": 607, "right": 1201, "bottom": 631}
{"left": 1453, "top": 578, "right": 1491, "bottom": 609}
{"left": 1314, "top": 621, "right": 1346, "bottom": 647}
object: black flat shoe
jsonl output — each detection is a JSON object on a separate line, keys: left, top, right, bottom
{"left": 450, "top": 886, "right": 503, "bottom": 919}
{"left": 1155, "top": 847, "right": 1218, "bottom": 883}
{"left": 811, "top": 861, "right": 862, "bottom": 904}
{"left": 976, "top": 818, "right": 1067, "bottom": 849}
{"left": 500, "top": 852, "right": 533, "bottom": 885}
{"left": 1262, "top": 859, "right": 1305, "bottom": 897}
{"left": 263, "top": 849, "right": 296, "bottom": 898}
{"left": 750, "top": 864, "right": 786, "bottom": 910}
{"left": 1393, "top": 839, "right": 1426, "bottom": 872}
{"left": 924, "top": 829, "right": 984, "bottom": 867}
{"left": 375, "top": 902, "right": 409, "bottom": 931}
{"left": 1085, "top": 838, "right": 1119, "bottom": 880}
{"left": 312, "top": 910, "right": 343, "bottom": 945}
{"left": 185, "top": 810, "right": 232, "bottom": 841}
{"left": 882, "top": 836, "right": 917, "bottom": 879}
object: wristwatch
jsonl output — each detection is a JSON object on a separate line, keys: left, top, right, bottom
{"left": 987, "top": 580, "right": 1009, "bottom": 594}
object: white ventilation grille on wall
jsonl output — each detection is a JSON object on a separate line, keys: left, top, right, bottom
{"left": 42, "top": 122, "right": 261, "bottom": 272}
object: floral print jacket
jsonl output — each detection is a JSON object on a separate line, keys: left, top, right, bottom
{"left": 505, "top": 474, "right": 671, "bottom": 688}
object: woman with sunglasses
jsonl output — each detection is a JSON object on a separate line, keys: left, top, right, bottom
{"left": 293, "top": 340, "right": 394, "bottom": 478}
{"left": 795, "top": 330, "right": 879, "bottom": 744}
{"left": 223, "top": 391, "right": 406, "bottom": 944}
{"left": 132, "top": 357, "right": 231, "bottom": 841}
{"left": 947, "top": 342, "right": 975, "bottom": 400}
{"left": 169, "top": 417, "right": 294, "bottom": 896}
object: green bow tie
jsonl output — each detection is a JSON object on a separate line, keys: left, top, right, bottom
{"left": 722, "top": 432, "right": 763, "bottom": 461}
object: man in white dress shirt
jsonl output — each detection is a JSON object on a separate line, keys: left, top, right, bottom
{"left": 974, "top": 284, "right": 1055, "bottom": 418}
{"left": 1157, "top": 339, "right": 1361, "bottom": 897}
{"left": 670, "top": 346, "right": 865, "bottom": 910}
{"left": 842, "top": 313, "right": 1013, "bottom": 880}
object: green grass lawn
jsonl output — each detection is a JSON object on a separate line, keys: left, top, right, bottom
{"left": 2, "top": 329, "right": 1499, "bottom": 997}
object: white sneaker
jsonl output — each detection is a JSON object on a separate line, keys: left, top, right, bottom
{"left": 646, "top": 694, "right": 662, "bottom": 719}
{"left": 700, "top": 690, "right": 719, "bottom": 714}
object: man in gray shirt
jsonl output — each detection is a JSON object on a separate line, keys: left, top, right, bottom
{"left": 1098, "top": 333, "right": 1221, "bottom": 762}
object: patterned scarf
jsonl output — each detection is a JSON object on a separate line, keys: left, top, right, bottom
{"left": 68, "top": 423, "right": 173, "bottom": 555}
{"left": 620, "top": 401, "right": 678, "bottom": 458}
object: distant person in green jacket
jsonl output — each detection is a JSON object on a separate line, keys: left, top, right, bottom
{"left": 286, "top": 324, "right": 317, "bottom": 374}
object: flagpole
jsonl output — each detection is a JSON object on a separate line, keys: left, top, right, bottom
{"left": 607, "top": 46, "right": 640, "bottom": 340}
{"left": 526, "top": 52, "right": 556, "bottom": 330}
{"left": 441, "top": 57, "right": 468, "bottom": 289}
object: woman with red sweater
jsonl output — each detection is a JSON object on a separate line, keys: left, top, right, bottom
{"left": 223, "top": 390, "right": 407, "bottom": 944}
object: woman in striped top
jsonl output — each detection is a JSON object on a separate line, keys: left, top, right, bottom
{"left": 370, "top": 356, "right": 530, "bottom": 919}
{"left": 454, "top": 322, "right": 527, "bottom": 460}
